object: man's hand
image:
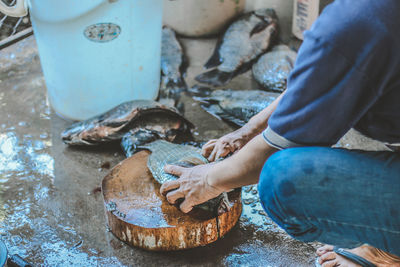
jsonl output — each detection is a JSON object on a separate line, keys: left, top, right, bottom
{"left": 160, "top": 135, "right": 277, "bottom": 213}
{"left": 160, "top": 164, "right": 225, "bottom": 213}
{"left": 202, "top": 92, "right": 285, "bottom": 162}
{"left": 202, "top": 126, "right": 254, "bottom": 162}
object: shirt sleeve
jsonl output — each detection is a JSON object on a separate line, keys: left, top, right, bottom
{"left": 263, "top": 31, "right": 382, "bottom": 149}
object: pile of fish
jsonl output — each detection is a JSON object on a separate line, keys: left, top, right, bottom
{"left": 252, "top": 44, "right": 297, "bottom": 92}
{"left": 190, "top": 86, "right": 279, "bottom": 127}
{"left": 194, "top": 8, "right": 298, "bottom": 93}
{"left": 159, "top": 26, "right": 188, "bottom": 109}
{"left": 195, "top": 9, "right": 279, "bottom": 87}
{"left": 142, "top": 140, "right": 231, "bottom": 215}
{"left": 61, "top": 100, "right": 193, "bottom": 157}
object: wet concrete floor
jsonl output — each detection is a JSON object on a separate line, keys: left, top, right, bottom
{"left": 0, "top": 36, "right": 389, "bottom": 267}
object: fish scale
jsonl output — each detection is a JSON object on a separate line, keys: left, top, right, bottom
{"left": 141, "top": 140, "right": 231, "bottom": 215}
{"left": 252, "top": 44, "right": 297, "bottom": 92}
{"left": 143, "top": 140, "right": 208, "bottom": 184}
{"left": 159, "top": 26, "right": 188, "bottom": 108}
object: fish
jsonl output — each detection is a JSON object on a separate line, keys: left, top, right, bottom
{"left": 252, "top": 44, "right": 297, "bottom": 92}
{"left": 190, "top": 85, "right": 279, "bottom": 127}
{"left": 195, "top": 9, "right": 279, "bottom": 87}
{"left": 61, "top": 100, "right": 194, "bottom": 152}
{"left": 158, "top": 26, "right": 188, "bottom": 109}
{"left": 141, "top": 140, "right": 231, "bottom": 216}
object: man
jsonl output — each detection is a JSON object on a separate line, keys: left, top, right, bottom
{"left": 160, "top": 0, "right": 400, "bottom": 266}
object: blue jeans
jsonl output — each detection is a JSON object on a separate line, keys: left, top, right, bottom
{"left": 258, "top": 147, "right": 400, "bottom": 256}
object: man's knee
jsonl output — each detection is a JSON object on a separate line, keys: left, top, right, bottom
{"left": 258, "top": 147, "right": 333, "bottom": 201}
{"left": 258, "top": 148, "right": 310, "bottom": 204}
{"left": 258, "top": 148, "right": 322, "bottom": 240}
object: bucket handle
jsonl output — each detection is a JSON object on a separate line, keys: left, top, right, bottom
{"left": 0, "top": 0, "right": 28, "bottom": 17}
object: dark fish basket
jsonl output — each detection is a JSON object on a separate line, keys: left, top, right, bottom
{"left": 0, "top": 0, "right": 32, "bottom": 50}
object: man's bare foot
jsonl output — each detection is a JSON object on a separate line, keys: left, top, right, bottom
{"left": 316, "top": 244, "right": 400, "bottom": 267}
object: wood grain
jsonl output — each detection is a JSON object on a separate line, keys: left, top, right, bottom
{"left": 102, "top": 150, "right": 242, "bottom": 251}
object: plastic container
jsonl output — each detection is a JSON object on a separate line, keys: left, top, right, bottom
{"left": 1, "top": 0, "right": 163, "bottom": 120}
{"left": 292, "top": 0, "right": 332, "bottom": 40}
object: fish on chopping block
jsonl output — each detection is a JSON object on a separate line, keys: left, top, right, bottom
{"left": 141, "top": 140, "right": 231, "bottom": 216}
{"left": 61, "top": 100, "right": 194, "bottom": 155}
{"left": 190, "top": 85, "right": 279, "bottom": 127}
{"left": 252, "top": 44, "right": 297, "bottom": 92}
{"left": 159, "top": 26, "right": 188, "bottom": 108}
{"left": 195, "top": 9, "right": 279, "bottom": 87}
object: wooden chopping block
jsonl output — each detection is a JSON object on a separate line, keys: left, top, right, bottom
{"left": 101, "top": 150, "right": 242, "bottom": 251}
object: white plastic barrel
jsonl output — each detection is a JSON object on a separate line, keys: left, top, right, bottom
{"left": 24, "top": 0, "right": 163, "bottom": 120}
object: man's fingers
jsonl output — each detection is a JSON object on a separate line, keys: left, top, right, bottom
{"left": 215, "top": 148, "right": 230, "bottom": 161}
{"left": 232, "top": 140, "right": 243, "bottom": 150}
{"left": 166, "top": 190, "right": 185, "bottom": 204}
{"left": 179, "top": 199, "right": 194, "bottom": 213}
{"left": 203, "top": 139, "right": 217, "bottom": 148}
{"left": 201, "top": 139, "right": 217, "bottom": 157}
{"left": 160, "top": 180, "right": 180, "bottom": 195}
{"left": 164, "top": 164, "right": 185, "bottom": 176}
{"left": 208, "top": 147, "right": 218, "bottom": 162}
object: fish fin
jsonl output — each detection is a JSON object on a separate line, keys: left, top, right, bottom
{"left": 201, "top": 104, "right": 247, "bottom": 128}
{"left": 204, "top": 39, "right": 223, "bottom": 69}
{"left": 180, "top": 51, "right": 189, "bottom": 77}
{"left": 121, "top": 130, "right": 160, "bottom": 157}
{"left": 187, "top": 85, "right": 213, "bottom": 98}
{"left": 200, "top": 104, "right": 224, "bottom": 121}
{"left": 234, "top": 59, "right": 255, "bottom": 76}
{"left": 217, "top": 112, "right": 246, "bottom": 127}
{"left": 195, "top": 69, "right": 234, "bottom": 87}
{"left": 250, "top": 21, "right": 269, "bottom": 37}
{"left": 217, "top": 193, "right": 232, "bottom": 215}
{"left": 158, "top": 75, "right": 187, "bottom": 111}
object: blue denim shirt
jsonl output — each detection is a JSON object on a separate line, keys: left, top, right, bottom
{"left": 264, "top": 0, "right": 400, "bottom": 149}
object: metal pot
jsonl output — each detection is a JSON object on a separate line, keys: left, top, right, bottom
{"left": 163, "top": 0, "right": 245, "bottom": 37}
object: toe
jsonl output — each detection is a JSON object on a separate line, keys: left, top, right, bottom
{"left": 317, "top": 245, "right": 335, "bottom": 256}
{"left": 322, "top": 259, "right": 339, "bottom": 267}
{"left": 319, "top": 252, "right": 337, "bottom": 264}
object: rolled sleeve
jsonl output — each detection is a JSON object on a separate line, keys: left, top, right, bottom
{"left": 262, "top": 126, "right": 302, "bottom": 150}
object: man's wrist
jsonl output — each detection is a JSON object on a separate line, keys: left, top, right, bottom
{"left": 244, "top": 119, "right": 266, "bottom": 138}
{"left": 206, "top": 163, "right": 232, "bottom": 192}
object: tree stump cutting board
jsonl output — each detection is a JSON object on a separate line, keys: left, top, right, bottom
{"left": 102, "top": 150, "right": 242, "bottom": 251}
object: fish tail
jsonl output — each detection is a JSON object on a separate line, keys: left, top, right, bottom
{"left": 160, "top": 76, "right": 187, "bottom": 98}
{"left": 159, "top": 76, "right": 187, "bottom": 109}
{"left": 195, "top": 69, "right": 234, "bottom": 87}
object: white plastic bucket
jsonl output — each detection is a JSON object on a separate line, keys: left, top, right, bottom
{"left": 1, "top": 0, "right": 163, "bottom": 120}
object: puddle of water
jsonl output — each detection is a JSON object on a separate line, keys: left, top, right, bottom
{"left": 0, "top": 56, "right": 126, "bottom": 266}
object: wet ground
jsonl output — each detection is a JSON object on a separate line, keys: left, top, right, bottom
{"left": 0, "top": 36, "right": 389, "bottom": 267}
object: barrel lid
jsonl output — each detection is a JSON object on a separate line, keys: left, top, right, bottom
{"left": 0, "top": 239, "right": 7, "bottom": 267}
